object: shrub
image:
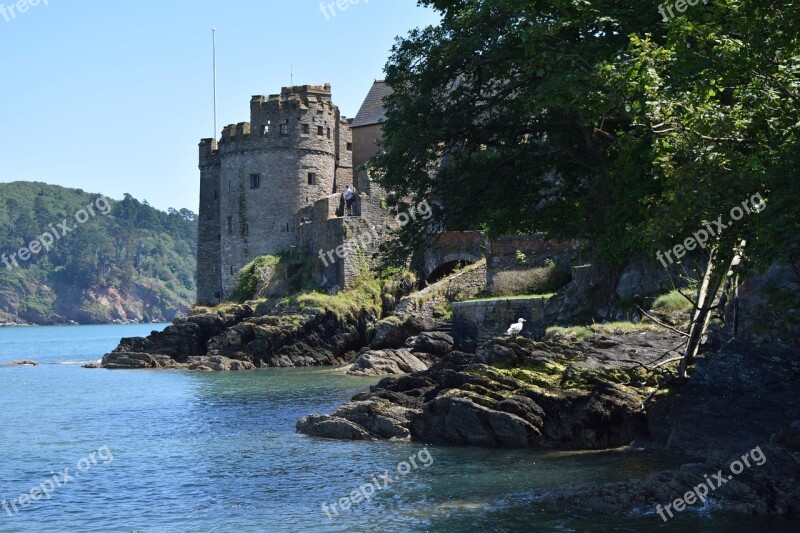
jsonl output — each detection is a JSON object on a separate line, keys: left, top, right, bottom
{"left": 231, "top": 255, "right": 281, "bottom": 302}
{"left": 490, "top": 264, "right": 569, "bottom": 297}
{"left": 652, "top": 290, "right": 693, "bottom": 313}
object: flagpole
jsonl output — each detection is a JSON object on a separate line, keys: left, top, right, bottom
{"left": 212, "top": 28, "right": 218, "bottom": 139}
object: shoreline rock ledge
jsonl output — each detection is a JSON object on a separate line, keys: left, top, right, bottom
{"left": 297, "top": 334, "right": 665, "bottom": 447}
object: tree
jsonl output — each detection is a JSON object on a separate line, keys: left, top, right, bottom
{"left": 374, "top": 0, "right": 800, "bottom": 376}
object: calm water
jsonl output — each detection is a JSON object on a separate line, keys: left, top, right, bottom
{"left": 0, "top": 325, "right": 797, "bottom": 532}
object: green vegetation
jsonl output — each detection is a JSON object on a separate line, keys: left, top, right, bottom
{"left": 546, "top": 321, "right": 662, "bottom": 341}
{"left": 652, "top": 290, "right": 694, "bottom": 314}
{"left": 489, "top": 264, "right": 569, "bottom": 297}
{"left": 230, "top": 252, "right": 321, "bottom": 303}
{"left": 0, "top": 182, "right": 197, "bottom": 324}
{"left": 295, "top": 278, "right": 384, "bottom": 321}
{"left": 433, "top": 300, "right": 453, "bottom": 320}
{"left": 231, "top": 255, "right": 282, "bottom": 302}
{"left": 375, "top": 0, "right": 800, "bottom": 272}
{"left": 373, "top": 0, "right": 800, "bottom": 378}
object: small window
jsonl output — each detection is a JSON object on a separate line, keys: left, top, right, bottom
{"left": 250, "top": 174, "right": 260, "bottom": 189}
{"left": 261, "top": 124, "right": 269, "bottom": 136}
{"left": 308, "top": 173, "right": 316, "bottom": 185}
{"left": 214, "top": 190, "right": 218, "bottom": 200}
{"left": 280, "top": 123, "right": 289, "bottom": 136}
{"left": 227, "top": 216, "right": 232, "bottom": 234}
{"left": 317, "top": 108, "right": 323, "bottom": 115}
{"left": 327, "top": 127, "right": 331, "bottom": 139}
{"left": 243, "top": 223, "right": 249, "bottom": 236}
{"left": 346, "top": 142, "right": 352, "bottom": 151}
{"left": 317, "top": 125, "right": 324, "bottom": 136}
{"left": 217, "top": 233, "right": 221, "bottom": 242}
{"left": 302, "top": 123, "right": 309, "bottom": 134}
{"left": 230, "top": 266, "right": 234, "bottom": 275}
{"left": 228, "top": 180, "right": 232, "bottom": 191}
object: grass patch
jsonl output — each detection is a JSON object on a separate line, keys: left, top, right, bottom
{"left": 465, "top": 293, "right": 554, "bottom": 303}
{"left": 546, "top": 321, "right": 662, "bottom": 340}
{"left": 546, "top": 325, "right": 594, "bottom": 340}
{"left": 232, "top": 255, "right": 282, "bottom": 302}
{"left": 295, "top": 278, "right": 384, "bottom": 321}
{"left": 433, "top": 300, "right": 453, "bottom": 320}
{"left": 490, "top": 263, "right": 569, "bottom": 297}
{"left": 652, "top": 290, "right": 694, "bottom": 313}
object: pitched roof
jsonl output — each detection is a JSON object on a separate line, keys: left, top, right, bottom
{"left": 351, "top": 80, "right": 393, "bottom": 128}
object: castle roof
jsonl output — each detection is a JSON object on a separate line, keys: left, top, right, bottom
{"left": 351, "top": 80, "right": 393, "bottom": 128}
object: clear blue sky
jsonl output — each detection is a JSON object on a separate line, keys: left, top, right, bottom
{"left": 0, "top": 0, "right": 440, "bottom": 212}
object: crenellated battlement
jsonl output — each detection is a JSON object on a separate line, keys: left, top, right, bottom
{"left": 197, "top": 83, "right": 353, "bottom": 304}
{"left": 220, "top": 122, "right": 251, "bottom": 142}
{"left": 198, "top": 138, "right": 220, "bottom": 168}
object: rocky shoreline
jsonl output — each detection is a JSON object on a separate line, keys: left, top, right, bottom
{"left": 96, "top": 273, "right": 800, "bottom": 519}
{"left": 101, "top": 299, "right": 383, "bottom": 370}
{"left": 296, "top": 329, "right": 800, "bottom": 517}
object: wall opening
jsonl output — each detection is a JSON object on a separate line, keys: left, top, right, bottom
{"left": 426, "top": 259, "right": 476, "bottom": 284}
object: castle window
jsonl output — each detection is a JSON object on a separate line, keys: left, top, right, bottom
{"left": 302, "top": 123, "right": 310, "bottom": 135}
{"left": 217, "top": 233, "right": 220, "bottom": 242}
{"left": 243, "top": 223, "right": 249, "bottom": 236}
{"left": 317, "top": 108, "right": 323, "bottom": 114}
{"left": 230, "top": 266, "right": 234, "bottom": 275}
{"left": 327, "top": 127, "right": 331, "bottom": 139}
{"left": 249, "top": 174, "right": 260, "bottom": 189}
{"left": 227, "top": 216, "right": 232, "bottom": 234}
{"left": 262, "top": 125, "right": 269, "bottom": 136}
{"left": 317, "top": 125, "right": 324, "bottom": 136}
{"left": 280, "top": 123, "right": 289, "bottom": 136}
{"left": 346, "top": 142, "right": 352, "bottom": 151}
{"left": 214, "top": 190, "right": 218, "bottom": 200}
{"left": 308, "top": 173, "right": 317, "bottom": 185}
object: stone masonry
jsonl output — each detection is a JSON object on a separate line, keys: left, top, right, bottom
{"left": 196, "top": 84, "right": 354, "bottom": 304}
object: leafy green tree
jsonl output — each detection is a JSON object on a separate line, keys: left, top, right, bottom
{"left": 374, "top": 0, "right": 800, "bottom": 376}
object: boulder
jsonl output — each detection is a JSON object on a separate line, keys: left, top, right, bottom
{"left": 297, "top": 399, "right": 416, "bottom": 440}
{"left": 370, "top": 315, "right": 429, "bottom": 350}
{"left": 296, "top": 414, "right": 374, "bottom": 440}
{"left": 186, "top": 355, "right": 255, "bottom": 371}
{"left": 405, "top": 331, "right": 454, "bottom": 357}
{"left": 346, "top": 348, "right": 432, "bottom": 376}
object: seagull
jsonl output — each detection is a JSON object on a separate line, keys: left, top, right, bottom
{"left": 506, "top": 318, "right": 526, "bottom": 337}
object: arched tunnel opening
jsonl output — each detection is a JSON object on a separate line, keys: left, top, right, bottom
{"left": 426, "top": 259, "right": 476, "bottom": 284}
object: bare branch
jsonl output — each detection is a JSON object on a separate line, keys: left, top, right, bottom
{"left": 636, "top": 306, "right": 690, "bottom": 337}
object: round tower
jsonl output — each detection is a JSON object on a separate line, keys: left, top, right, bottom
{"left": 213, "top": 84, "right": 342, "bottom": 296}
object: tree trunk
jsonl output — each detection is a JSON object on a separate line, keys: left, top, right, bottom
{"left": 678, "top": 244, "right": 741, "bottom": 379}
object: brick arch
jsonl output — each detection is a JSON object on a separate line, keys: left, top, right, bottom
{"left": 422, "top": 231, "right": 485, "bottom": 282}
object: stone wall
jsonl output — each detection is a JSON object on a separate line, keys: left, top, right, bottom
{"left": 421, "top": 231, "right": 485, "bottom": 281}
{"left": 196, "top": 139, "right": 222, "bottom": 305}
{"left": 396, "top": 261, "right": 487, "bottom": 322}
{"left": 452, "top": 296, "right": 551, "bottom": 347}
{"left": 486, "top": 234, "right": 583, "bottom": 291}
{"left": 197, "top": 84, "right": 355, "bottom": 301}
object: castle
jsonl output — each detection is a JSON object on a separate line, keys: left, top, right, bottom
{"left": 196, "top": 82, "right": 389, "bottom": 304}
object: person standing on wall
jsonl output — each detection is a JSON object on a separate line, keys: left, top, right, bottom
{"left": 344, "top": 185, "right": 354, "bottom": 216}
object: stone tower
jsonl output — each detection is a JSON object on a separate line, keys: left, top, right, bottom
{"left": 196, "top": 84, "right": 353, "bottom": 304}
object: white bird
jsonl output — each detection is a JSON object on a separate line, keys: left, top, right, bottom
{"left": 506, "top": 318, "right": 527, "bottom": 337}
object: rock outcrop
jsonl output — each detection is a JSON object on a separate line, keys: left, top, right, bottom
{"left": 344, "top": 332, "right": 455, "bottom": 376}
{"left": 102, "top": 301, "right": 378, "bottom": 370}
{"left": 298, "top": 334, "right": 672, "bottom": 447}
{"left": 346, "top": 348, "right": 432, "bottom": 376}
